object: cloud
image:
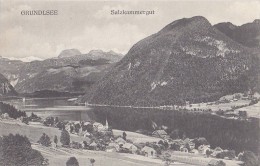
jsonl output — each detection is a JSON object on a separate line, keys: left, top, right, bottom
{"left": 70, "top": 22, "right": 146, "bottom": 54}
{"left": 226, "top": 0, "right": 260, "bottom": 25}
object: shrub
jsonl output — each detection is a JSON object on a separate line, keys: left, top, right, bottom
{"left": 60, "top": 130, "right": 70, "bottom": 146}
{"left": 66, "top": 157, "right": 79, "bottom": 166}
{"left": 38, "top": 133, "right": 51, "bottom": 147}
{"left": 54, "top": 135, "right": 58, "bottom": 145}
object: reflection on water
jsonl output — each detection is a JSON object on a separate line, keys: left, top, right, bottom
{"left": 4, "top": 98, "right": 94, "bottom": 121}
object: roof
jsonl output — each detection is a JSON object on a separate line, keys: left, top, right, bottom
{"left": 141, "top": 146, "right": 156, "bottom": 152}
{"left": 152, "top": 130, "right": 167, "bottom": 135}
{"left": 214, "top": 147, "right": 223, "bottom": 151}
{"left": 122, "top": 143, "right": 137, "bottom": 149}
{"left": 84, "top": 122, "right": 91, "bottom": 126}
{"left": 93, "top": 122, "right": 103, "bottom": 127}
{"left": 89, "top": 142, "right": 97, "bottom": 146}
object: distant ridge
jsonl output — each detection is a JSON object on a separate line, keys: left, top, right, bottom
{"left": 214, "top": 19, "right": 260, "bottom": 48}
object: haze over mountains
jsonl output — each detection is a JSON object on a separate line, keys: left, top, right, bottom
{"left": 81, "top": 16, "right": 260, "bottom": 106}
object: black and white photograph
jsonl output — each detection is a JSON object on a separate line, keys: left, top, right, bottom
{"left": 0, "top": 0, "right": 259, "bottom": 165}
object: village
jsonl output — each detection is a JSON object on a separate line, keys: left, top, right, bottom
{"left": 12, "top": 111, "right": 244, "bottom": 166}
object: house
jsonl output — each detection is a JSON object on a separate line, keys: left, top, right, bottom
{"left": 180, "top": 147, "right": 189, "bottom": 153}
{"left": 190, "top": 149, "right": 199, "bottom": 154}
{"left": 198, "top": 145, "right": 211, "bottom": 155}
{"left": 89, "top": 141, "right": 98, "bottom": 150}
{"left": 115, "top": 137, "right": 126, "bottom": 146}
{"left": 208, "top": 159, "right": 226, "bottom": 166}
{"left": 152, "top": 130, "right": 169, "bottom": 139}
{"left": 83, "top": 131, "right": 91, "bottom": 137}
{"left": 122, "top": 143, "right": 138, "bottom": 154}
{"left": 107, "top": 142, "right": 120, "bottom": 152}
{"left": 212, "top": 147, "right": 223, "bottom": 157}
{"left": 106, "top": 146, "right": 117, "bottom": 152}
{"left": 93, "top": 122, "right": 104, "bottom": 132}
{"left": 1, "top": 113, "right": 9, "bottom": 119}
{"left": 183, "top": 138, "right": 195, "bottom": 150}
{"left": 141, "top": 146, "right": 157, "bottom": 158}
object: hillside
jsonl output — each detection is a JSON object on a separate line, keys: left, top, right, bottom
{"left": 0, "top": 73, "right": 17, "bottom": 96}
{"left": 214, "top": 19, "right": 260, "bottom": 48}
{"left": 13, "top": 50, "right": 122, "bottom": 93}
{"left": 81, "top": 16, "right": 259, "bottom": 106}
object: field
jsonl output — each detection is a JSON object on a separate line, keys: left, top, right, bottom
{"left": 0, "top": 119, "right": 196, "bottom": 166}
{"left": 236, "top": 102, "right": 260, "bottom": 118}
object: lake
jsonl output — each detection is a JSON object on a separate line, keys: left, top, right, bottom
{"left": 3, "top": 97, "right": 94, "bottom": 121}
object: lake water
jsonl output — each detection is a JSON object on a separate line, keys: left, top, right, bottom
{"left": 2, "top": 97, "right": 259, "bottom": 153}
{"left": 4, "top": 97, "right": 94, "bottom": 121}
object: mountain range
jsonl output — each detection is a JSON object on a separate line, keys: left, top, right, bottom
{"left": 0, "top": 50, "right": 122, "bottom": 94}
{"left": 80, "top": 16, "right": 260, "bottom": 106}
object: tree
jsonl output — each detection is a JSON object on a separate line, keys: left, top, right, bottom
{"left": 238, "top": 151, "right": 259, "bottom": 166}
{"left": 66, "top": 157, "right": 79, "bottom": 166}
{"left": 123, "top": 132, "right": 127, "bottom": 141}
{"left": 170, "top": 129, "right": 179, "bottom": 139}
{"left": 60, "top": 130, "right": 70, "bottom": 146}
{"left": 90, "top": 158, "right": 95, "bottom": 166}
{"left": 0, "top": 134, "right": 44, "bottom": 166}
{"left": 54, "top": 135, "right": 58, "bottom": 146}
{"left": 206, "top": 149, "right": 213, "bottom": 157}
{"left": 38, "top": 133, "right": 51, "bottom": 147}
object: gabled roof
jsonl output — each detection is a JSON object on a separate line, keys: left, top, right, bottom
{"left": 152, "top": 130, "right": 167, "bottom": 135}
{"left": 122, "top": 143, "right": 137, "bottom": 149}
{"left": 141, "top": 146, "right": 156, "bottom": 152}
{"left": 90, "top": 142, "right": 97, "bottom": 147}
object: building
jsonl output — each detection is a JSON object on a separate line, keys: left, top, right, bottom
{"left": 122, "top": 143, "right": 138, "bottom": 154}
{"left": 198, "top": 145, "right": 211, "bottom": 155}
{"left": 141, "top": 146, "right": 157, "bottom": 158}
{"left": 152, "top": 130, "right": 169, "bottom": 139}
{"left": 212, "top": 147, "right": 223, "bottom": 157}
{"left": 93, "top": 122, "right": 104, "bottom": 132}
{"left": 115, "top": 137, "right": 126, "bottom": 146}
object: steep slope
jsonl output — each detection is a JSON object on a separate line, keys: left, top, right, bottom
{"left": 14, "top": 50, "right": 122, "bottom": 93}
{"left": 0, "top": 73, "right": 17, "bottom": 96}
{"left": 0, "top": 56, "right": 25, "bottom": 87}
{"left": 214, "top": 19, "right": 260, "bottom": 48}
{"left": 81, "top": 16, "right": 258, "bottom": 106}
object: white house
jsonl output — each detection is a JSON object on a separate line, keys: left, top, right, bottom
{"left": 141, "top": 146, "right": 157, "bottom": 158}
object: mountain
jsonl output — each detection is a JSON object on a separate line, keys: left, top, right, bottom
{"left": 214, "top": 19, "right": 260, "bottom": 48}
{"left": 58, "top": 49, "right": 82, "bottom": 58}
{"left": 0, "top": 73, "right": 17, "bottom": 96}
{"left": 13, "top": 50, "right": 122, "bottom": 93}
{"left": 80, "top": 16, "right": 259, "bottom": 106}
{"left": 0, "top": 57, "right": 25, "bottom": 87}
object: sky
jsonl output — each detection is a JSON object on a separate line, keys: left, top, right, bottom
{"left": 0, "top": 0, "right": 259, "bottom": 59}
